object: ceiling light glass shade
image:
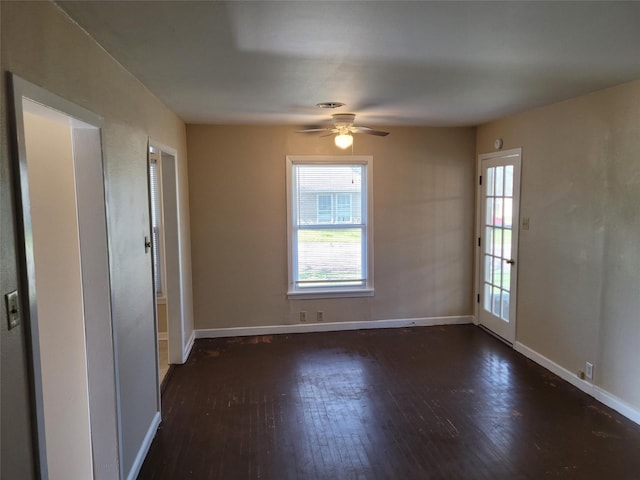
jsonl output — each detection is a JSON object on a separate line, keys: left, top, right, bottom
{"left": 335, "top": 133, "right": 353, "bottom": 149}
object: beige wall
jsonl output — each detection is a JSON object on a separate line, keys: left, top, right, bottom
{"left": 1, "top": 1, "right": 193, "bottom": 478}
{"left": 187, "top": 125, "right": 476, "bottom": 329}
{"left": 477, "top": 79, "right": 640, "bottom": 410}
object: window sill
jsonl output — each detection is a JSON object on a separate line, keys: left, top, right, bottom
{"left": 287, "top": 288, "right": 374, "bottom": 300}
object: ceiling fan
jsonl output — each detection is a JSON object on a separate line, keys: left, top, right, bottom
{"left": 296, "top": 113, "right": 389, "bottom": 149}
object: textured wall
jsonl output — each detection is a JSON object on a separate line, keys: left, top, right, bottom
{"left": 187, "top": 125, "right": 476, "bottom": 330}
{"left": 477, "top": 79, "right": 640, "bottom": 411}
{"left": 0, "top": 2, "right": 193, "bottom": 478}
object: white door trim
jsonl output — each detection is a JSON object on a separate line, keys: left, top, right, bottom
{"left": 9, "top": 73, "right": 120, "bottom": 479}
{"left": 148, "top": 140, "right": 186, "bottom": 368}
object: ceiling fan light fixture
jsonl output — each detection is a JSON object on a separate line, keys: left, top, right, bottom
{"left": 335, "top": 132, "right": 353, "bottom": 149}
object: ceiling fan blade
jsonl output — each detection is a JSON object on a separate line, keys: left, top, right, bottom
{"left": 296, "top": 128, "right": 332, "bottom": 134}
{"left": 351, "top": 126, "right": 390, "bottom": 136}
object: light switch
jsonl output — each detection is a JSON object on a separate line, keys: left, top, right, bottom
{"left": 522, "top": 217, "right": 530, "bottom": 230}
{"left": 5, "top": 290, "right": 20, "bottom": 330}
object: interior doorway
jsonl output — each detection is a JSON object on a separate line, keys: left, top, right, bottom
{"left": 148, "top": 141, "right": 185, "bottom": 386}
{"left": 9, "top": 74, "right": 119, "bottom": 479}
{"left": 476, "top": 148, "right": 522, "bottom": 344}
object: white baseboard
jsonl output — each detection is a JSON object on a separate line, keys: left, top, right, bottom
{"left": 126, "top": 411, "right": 161, "bottom": 480}
{"left": 157, "top": 332, "right": 168, "bottom": 341}
{"left": 195, "top": 315, "right": 472, "bottom": 339}
{"left": 515, "top": 341, "right": 640, "bottom": 426}
{"left": 182, "top": 330, "right": 195, "bottom": 363}
{"left": 593, "top": 386, "right": 640, "bottom": 426}
{"left": 514, "top": 342, "right": 594, "bottom": 394}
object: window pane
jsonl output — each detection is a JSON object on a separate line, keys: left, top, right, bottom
{"left": 502, "top": 262, "right": 511, "bottom": 290}
{"left": 484, "top": 283, "right": 492, "bottom": 312}
{"left": 492, "top": 228, "right": 502, "bottom": 258}
{"left": 485, "top": 227, "right": 493, "bottom": 254}
{"left": 495, "top": 166, "right": 504, "bottom": 196}
{"left": 296, "top": 165, "right": 362, "bottom": 225}
{"left": 494, "top": 198, "right": 503, "bottom": 227}
{"left": 297, "top": 228, "right": 363, "bottom": 286}
{"left": 486, "top": 167, "right": 495, "bottom": 196}
{"left": 486, "top": 198, "right": 494, "bottom": 226}
{"left": 492, "top": 256, "right": 502, "bottom": 287}
{"left": 503, "top": 228, "right": 512, "bottom": 260}
{"left": 492, "top": 286, "right": 501, "bottom": 316}
{"left": 484, "top": 255, "right": 493, "bottom": 283}
{"left": 503, "top": 198, "right": 512, "bottom": 228}
{"left": 505, "top": 165, "right": 514, "bottom": 197}
{"left": 501, "top": 291, "right": 510, "bottom": 321}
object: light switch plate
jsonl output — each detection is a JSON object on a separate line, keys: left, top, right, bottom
{"left": 5, "top": 290, "right": 20, "bottom": 330}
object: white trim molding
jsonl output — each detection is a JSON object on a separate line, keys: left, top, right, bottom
{"left": 515, "top": 342, "right": 640, "bottom": 426}
{"left": 593, "top": 387, "right": 640, "bottom": 426}
{"left": 182, "top": 330, "right": 196, "bottom": 364}
{"left": 126, "top": 411, "right": 161, "bottom": 480}
{"left": 195, "top": 315, "right": 472, "bottom": 339}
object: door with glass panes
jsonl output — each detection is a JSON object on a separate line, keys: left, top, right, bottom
{"left": 478, "top": 149, "right": 521, "bottom": 343}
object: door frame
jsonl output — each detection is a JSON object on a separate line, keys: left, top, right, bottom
{"left": 8, "top": 73, "right": 120, "bottom": 479}
{"left": 148, "top": 140, "right": 187, "bottom": 367}
{"left": 474, "top": 147, "right": 522, "bottom": 344}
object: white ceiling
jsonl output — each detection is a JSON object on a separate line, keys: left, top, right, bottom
{"left": 56, "top": 1, "right": 640, "bottom": 127}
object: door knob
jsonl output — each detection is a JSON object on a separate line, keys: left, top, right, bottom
{"left": 505, "top": 259, "right": 515, "bottom": 265}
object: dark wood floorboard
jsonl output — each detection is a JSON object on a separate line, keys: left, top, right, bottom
{"left": 138, "top": 325, "right": 640, "bottom": 479}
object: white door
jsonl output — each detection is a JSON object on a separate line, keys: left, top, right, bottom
{"left": 477, "top": 149, "right": 522, "bottom": 343}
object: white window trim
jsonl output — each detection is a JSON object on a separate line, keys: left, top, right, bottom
{"left": 286, "top": 155, "right": 374, "bottom": 299}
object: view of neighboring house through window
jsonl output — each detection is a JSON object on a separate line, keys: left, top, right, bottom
{"left": 317, "top": 194, "right": 332, "bottom": 223}
{"left": 286, "top": 156, "right": 373, "bottom": 298}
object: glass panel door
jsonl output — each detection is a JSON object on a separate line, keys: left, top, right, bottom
{"left": 478, "top": 150, "right": 521, "bottom": 343}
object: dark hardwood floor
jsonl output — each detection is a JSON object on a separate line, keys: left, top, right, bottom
{"left": 138, "top": 325, "right": 640, "bottom": 479}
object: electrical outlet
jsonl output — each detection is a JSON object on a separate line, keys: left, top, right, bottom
{"left": 299, "top": 311, "right": 306, "bottom": 322}
{"left": 585, "top": 362, "right": 594, "bottom": 380}
{"left": 317, "top": 311, "right": 324, "bottom": 322}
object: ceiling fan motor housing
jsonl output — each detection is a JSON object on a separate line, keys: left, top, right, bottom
{"left": 332, "top": 113, "right": 356, "bottom": 127}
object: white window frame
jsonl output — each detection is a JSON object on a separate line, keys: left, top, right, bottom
{"left": 286, "top": 155, "right": 374, "bottom": 299}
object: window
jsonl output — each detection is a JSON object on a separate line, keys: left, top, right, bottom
{"left": 286, "top": 156, "right": 373, "bottom": 298}
{"left": 148, "top": 155, "right": 165, "bottom": 298}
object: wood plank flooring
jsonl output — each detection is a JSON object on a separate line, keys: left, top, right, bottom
{"left": 138, "top": 325, "right": 640, "bottom": 479}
